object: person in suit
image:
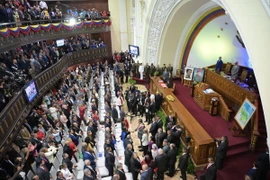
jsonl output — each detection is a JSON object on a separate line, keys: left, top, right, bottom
{"left": 231, "top": 61, "right": 240, "bottom": 80}
{"left": 149, "top": 119, "right": 158, "bottom": 138}
{"left": 130, "top": 152, "right": 142, "bottom": 180}
{"left": 215, "top": 57, "right": 223, "bottom": 73}
{"left": 167, "top": 144, "right": 178, "bottom": 177}
{"left": 112, "top": 104, "right": 119, "bottom": 123}
{"left": 155, "top": 149, "right": 168, "bottom": 180}
{"left": 245, "top": 162, "right": 258, "bottom": 180}
{"left": 255, "top": 150, "right": 269, "bottom": 180}
{"left": 1, "top": 155, "right": 15, "bottom": 177}
{"left": 83, "top": 147, "right": 96, "bottom": 170}
{"left": 105, "top": 147, "right": 115, "bottom": 176}
{"left": 124, "top": 144, "right": 133, "bottom": 172}
{"left": 84, "top": 159, "right": 97, "bottom": 179}
{"left": 178, "top": 147, "right": 189, "bottom": 180}
{"left": 83, "top": 168, "right": 95, "bottom": 180}
{"left": 115, "top": 163, "right": 127, "bottom": 180}
{"left": 200, "top": 157, "right": 217, "bottom": 180}
{"left": 156, "top": 116, "right": 163, "bottom": 130}
{"left": 36, "top": 159, "right": 51, "bottom": 180}
{"left": 140, "top": 164, "right": 152, "bottom": 180}
{"left": 215, "top": 136, "right": 229, "bottom": 170}
{"left": 155, "top": 128, "right": 166, "bottom": 148}
{"left": 62, "top": 153, "right": 74, "bottom": 173}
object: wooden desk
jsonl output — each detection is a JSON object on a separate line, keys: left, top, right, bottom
{"left": 204, "top": 68, "right": 257, "bottom": 106}
{"left": 150, "top": 77, "right": 215, "bottom": 165}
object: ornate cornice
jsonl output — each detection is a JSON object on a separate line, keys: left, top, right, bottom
{"left": 145, "top": 0, "right": 180, "bottom": 64}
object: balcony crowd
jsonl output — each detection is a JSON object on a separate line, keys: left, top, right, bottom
{"left": 0, "top": 0, "right": 110, "bottom": 26}
{"left": 0, "top": 36, "right": 106, "bottom": 112}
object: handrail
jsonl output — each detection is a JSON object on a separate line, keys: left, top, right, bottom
{"left": 0, "top": 47, "right": 110, "bottom": 158}
{"left": 249, "top": 98, "right": 260, "bottom": 151}
{"left": 217, "top": 94, "right": 232, "bottom": 121}
{"left": 0, "top": 17, "right": 110, "bottom": 28}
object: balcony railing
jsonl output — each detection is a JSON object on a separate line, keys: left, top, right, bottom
{"left": 0, "top": 47, "right": 109, "bottom": 158}
{"left": 0, "top": 18, "right": 111, "bottom": 53}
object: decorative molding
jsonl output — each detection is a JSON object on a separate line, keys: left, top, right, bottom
{"left": 145, "top": 0, "right": 179, "bottom": 65}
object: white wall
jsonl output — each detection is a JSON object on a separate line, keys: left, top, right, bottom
{"left": 187, "top": 15, "right": 251, "bottom": 68}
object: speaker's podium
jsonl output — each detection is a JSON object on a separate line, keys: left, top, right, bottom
{"left": 193, "top": 83, "right": 220, "bottom": 111}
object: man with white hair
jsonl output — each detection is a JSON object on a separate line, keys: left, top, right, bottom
{"left": 154, "top": 149, "right": 168, "bottom": 180}
{"left": 84, "top": 159, "right": 97, "bottom": 179}
{"left": 83, "top": 168, "right": 94, "bottom": 180}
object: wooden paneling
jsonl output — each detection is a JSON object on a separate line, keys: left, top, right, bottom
{"left": 150, "top": 77, "right": 215, "bottom": 165}
{"left": 204, "top": 68, "right": 257, "bottom": 106}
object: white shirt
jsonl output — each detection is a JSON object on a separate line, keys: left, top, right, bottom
{"left": 39, "top": 1, "right": 48, "bottom": 9}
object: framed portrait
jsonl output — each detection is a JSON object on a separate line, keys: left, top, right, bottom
{"left": 234, "top": 98, "right": 256, "bottom": 130}
{"left": 193, "top": 68, "right": 205, "bottom": 82}
{"left": 184, "top": 67, "right": 194, "bottom": 80}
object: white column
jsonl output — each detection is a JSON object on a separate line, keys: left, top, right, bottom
{"left": 134, "top": 0, "right": 142, "bottom": 61}
{"left": 119, "top": 0, "right": 129, "bottom": 51}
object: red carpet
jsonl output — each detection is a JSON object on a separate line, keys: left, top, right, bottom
{"left": 171, "top": 80, "right": 269, "bottom": 180}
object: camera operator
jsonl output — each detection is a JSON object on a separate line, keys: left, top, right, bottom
{"left": 215, "top": 136, "right": 229, "bottom": 170}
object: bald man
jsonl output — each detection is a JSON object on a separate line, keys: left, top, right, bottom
{"left": 154, "top": 149, "right": 168, "bottom": 180}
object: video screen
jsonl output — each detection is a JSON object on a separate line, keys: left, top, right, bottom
{"left": 24, "top": 80, "right": 38, "bottom": 103}
{"left": 56, "top": 39, "right": 65, "bottom": 47}
{"left": 129, "top": 45, "right": 140, "bottom": 56}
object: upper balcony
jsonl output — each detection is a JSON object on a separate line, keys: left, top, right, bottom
{"left": 0, "top": 18, "right": 112, "bottom": 53}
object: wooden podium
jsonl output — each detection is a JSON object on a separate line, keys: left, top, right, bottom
{"left": 193, "top": 83, "right": 220, "bottom": 111}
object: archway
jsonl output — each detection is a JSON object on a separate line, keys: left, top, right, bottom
{"left": 143, "top": 0, "right": 270, "bottom": 151}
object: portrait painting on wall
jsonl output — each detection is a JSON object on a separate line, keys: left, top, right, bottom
{"left": 184, "top": 67, "right": 194, "bottom": 80}
{"left": 193, "top": 68, "right": 205, "bottom": 82}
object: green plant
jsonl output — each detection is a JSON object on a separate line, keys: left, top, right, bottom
{"left": 154, "top": 71, "right": 159, "bottom": 76}
{"left": 129, "top": 79, "right": 136, "bottom": 85}
{"left": 156, "top": 109, "right": 166, "bottom": 127}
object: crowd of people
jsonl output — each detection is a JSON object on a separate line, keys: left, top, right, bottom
{"left": 0, "top": 35, "right": 106, "bottom": 112}
{"left": 0, "top": 0, "right": 110, "bottom": 25}
{"left": 112, "top": 56, "right": 174, "bottom": 88}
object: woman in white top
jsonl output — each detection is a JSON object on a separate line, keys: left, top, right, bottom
{"left": 141, "top": 129, "right": 149, "bottom": 156}
{"left": 151, "top": 144, "right": 159, "bottom": 160}
{"left": 60, "top": 163, "right": 74, "bottom": 180}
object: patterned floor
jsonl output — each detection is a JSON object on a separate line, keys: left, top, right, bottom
{"left": 121, "top": 84, "right": 196, "bottom": 180}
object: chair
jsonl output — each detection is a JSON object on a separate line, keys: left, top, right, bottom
{"left": 174, "top": 69, "right": 181, "bottom": 79}
{"left": 240, "top": 69, "right": 248, "bottom": 82}
{"left": 224, "top": 62, "right": 232, "bottom": 75}
{"left": 26, "top": 170, "right": 34, "bottom": 180}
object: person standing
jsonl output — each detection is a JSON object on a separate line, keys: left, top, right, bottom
{"left": 105, "top": 147, "right": 115, "bottom": 176}
{"left": 215, "top": 57, "right": 223, "bottom": 73}
{"left": 178, "top": 147, "right": 189, "bottom": 180}
{"left": 124, "top": 144, "right": 133, "bottom": 172}
{"left": 167, "top": 144, "right": 178, "bottom": 177}
{"left": 141, "top": 129, "right": 149, "bottom": 156}
{"left": 140, "top": 164, "right": 152, "bottom": 180}
{"left": 200, "top": 157, "right": 217, "bottom": 180}
{"left": 215, "top": 136, "right": 229, "bottom": 170}
{"left": 112, "top": 104, "right": 119, "bottom": 123}
{"left": 116, "top": 163, "right": 127, "bottom": 180}
{"left": 130, "top": 152, "right": 142, "bottom": 180}
{"left": 154, "top": 149, "right": 168, "bottom": 180}
{"left": 231, "top": 61, "right": 240, "bottom": 80}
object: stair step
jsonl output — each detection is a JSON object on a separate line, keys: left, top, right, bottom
{"left": 227, "top": 146, "right": 249, "bottom": 157}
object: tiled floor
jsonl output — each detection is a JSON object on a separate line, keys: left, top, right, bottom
{"left": 121, "top": 84, "right": 196, "bottom": 180}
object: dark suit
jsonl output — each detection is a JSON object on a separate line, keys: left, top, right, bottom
{"left": 130, "top": 157, "right": 141, "bottom": 180}
{"left": 167, "top": 148, "right": 178, "bottom": 177}
{"left": 83, "top": 152, "right": 96, "bottom": 169}
{"left": 36, "top": 166, "right": 51, "bottom": 180}
{"left": 116, "top": 169, "right": 127, "bottom": 180}
{"left": 124, "top": 149, "right": 133, "bottom": 172}
{"left": 156, "top": 120, "right": 163, "bottom": 130}
{"left": 200, "top": 163, "right": 217, "bottom": 180}
{"left": 215, "top": 141, "right": 228, "bottom": 169}
{"left": 155, "top": 154, "right": 168, "bottom": 180}
{"left": 112, "top": 107, "right": 118, "bottom": 123}
{"left": 84, "top": 165, "right": 97, "bottom": 179}
{"left": 62, "top": 157, "right": 73, "bottom": 172}
{"left": 141, "top": 168, "right": 152, "bottom": 180}
{"left": 149, "top": 122, "right": 158, "bottom": 138}
{"left": 105, "top": 151, "right": 115, "bottom": 176}
{"left": 178, "top": 153, "right": 189, "bottom": 180}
